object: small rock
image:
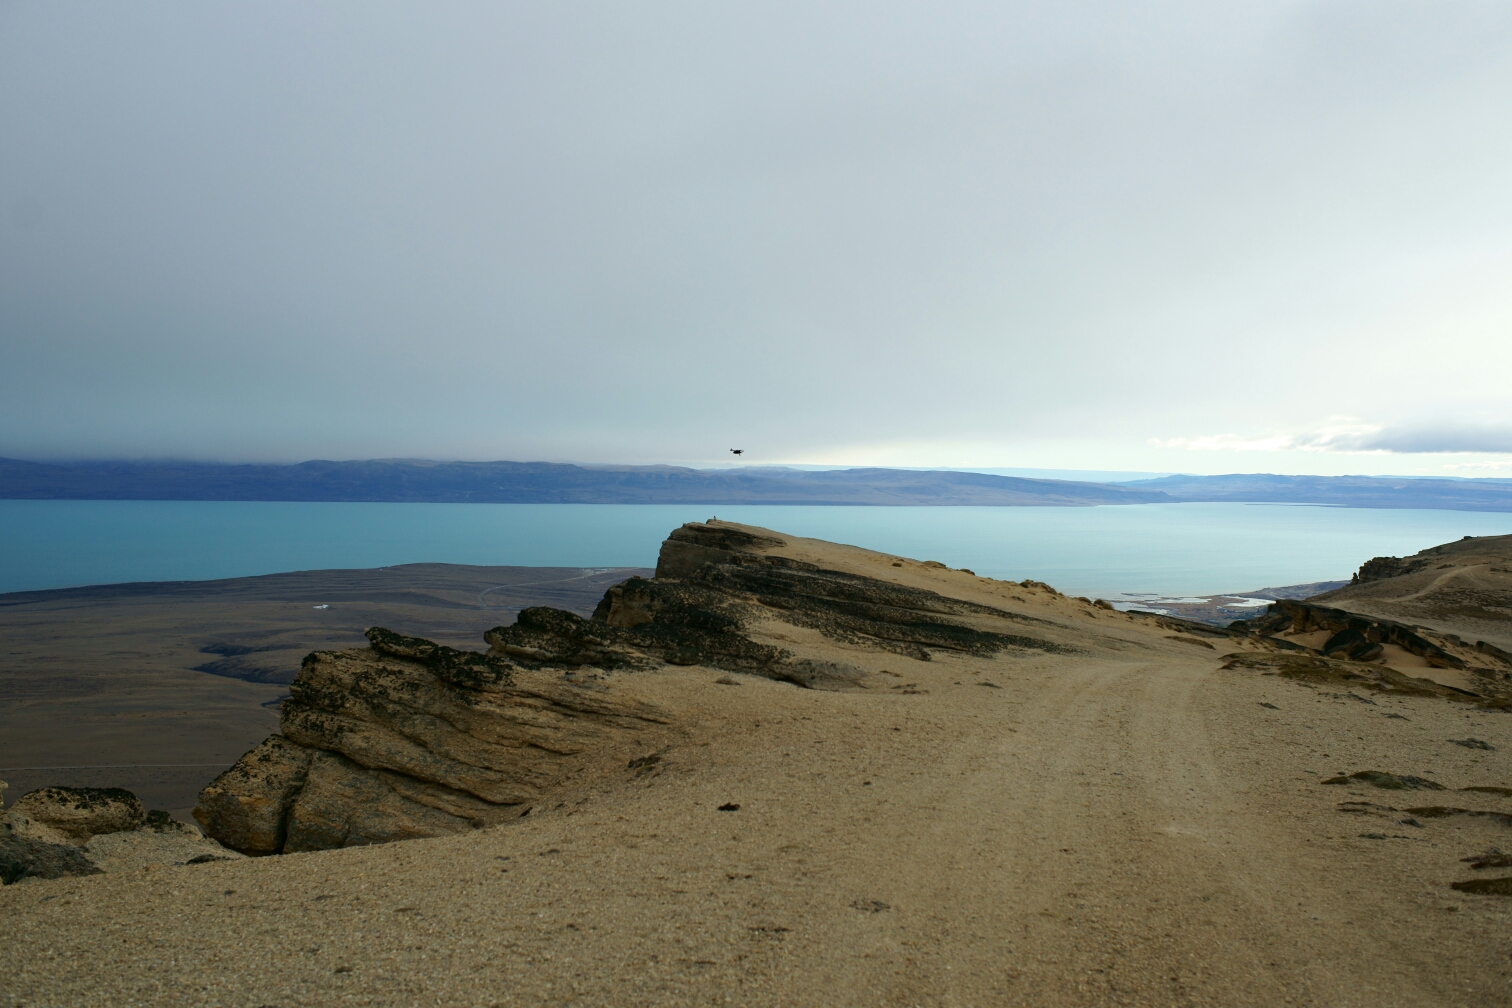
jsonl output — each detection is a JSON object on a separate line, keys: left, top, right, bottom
{"left": 1323, "top": 771, "right": 1445, "bottom": 791}
{"left": 1461, "top": 851, "right": 1512, "bottom": 870}
{"left": 717, "top": 803, "right": 740, "bottom": 812}
{"left": 850, "top": 899, "right": 890, "bottom": 913}
{"left": 1259, "top": 703, "right": 1279, "bottom": 710}
{"left": 713, "top": 676, "right": 741, "bottom": 686}
{"left": 1450, "top": 738, "right": 1495, "bottom": 751}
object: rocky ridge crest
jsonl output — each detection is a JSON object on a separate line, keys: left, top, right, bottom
{"left": 193, "top": 520, "right": 1080, "bottom": 855}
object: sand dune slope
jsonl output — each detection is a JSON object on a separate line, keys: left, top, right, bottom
{"left": 4, "top": 523, "right": 1509, "bottom": 1006}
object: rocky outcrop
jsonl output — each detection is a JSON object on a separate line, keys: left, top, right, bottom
{"left": 2, "top": 787, "right": 239, "bottom": 884}
{"left": 192, "top": 735, "right": 313, "bottom": 853}
{"left": 510, "top": 522, "right": 1077, "bottom": 672}
{"left": 1, "top": 833, "right": 102, "bottom": 885}
{"left": 9, "top": 786, "right": 144, "bottom": 842}
{"left": 1231, "top": 599, "right": 1464, "bottom": 668}
{"left": 1350, "top": 555, "right": 1431, "bottom": 585}
{"left": 197, "top": 520, "right": 1083, "bottom": 855}
{"left": 195, "top": 625, "right": 675, "bottom": 854}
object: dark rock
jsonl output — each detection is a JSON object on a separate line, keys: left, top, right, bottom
{"left": 490, "top": 527, "right": 1078, "bottom": 684}
{"left": 0, "top": 834, "right": 102, "bottom": 885}
{"left": 1230, "top": 599, "right": 1464, "bottom": 669}
{"left": 1401, "top": 806, "right": 1512, "bottom": 828}
{"left": 655, "top": 522, "right": 790, "bottom": 579}
{"left": 1352, "top": 555, "right": 1432, "bottom": 585}
{"left": 1451, "top": 877, "right": 1512, "bottom": 895}
{"left": 1462, "top": 851, "right": 1512, "bottom": 869}
{"left": 1321, "top": 771, "right": 1445, "bottom": 791}
{"left": 1449, "top": 738, "right": 1496, "bottom": 750}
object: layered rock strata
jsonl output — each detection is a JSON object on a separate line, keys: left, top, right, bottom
{"left": 199, "top": 521, "right": 1084, "bottom": 855}
{"left": 196, "top": 626, "right": 675, "bottom": 854}
{"left": 1232, "top": 599, "right": 1468, "bottom": 668}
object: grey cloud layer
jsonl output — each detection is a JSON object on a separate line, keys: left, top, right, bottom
{"left": 1355, "top": 427, "right": 1512, "bottom": 455}
{"left": 1, "top": 2, "right": 1510, "bottom": 464}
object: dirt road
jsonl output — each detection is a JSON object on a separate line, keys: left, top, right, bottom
{"left": 6, "top": 643, "right": 1509, "bottom": 1006}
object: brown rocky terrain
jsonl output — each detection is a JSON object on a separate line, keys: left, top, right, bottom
{"left": 3, "top": 520, "right": 1511, "bottom": 1006}
{"left": 1309, "top": 533, "right": 1512, "bottom": 653}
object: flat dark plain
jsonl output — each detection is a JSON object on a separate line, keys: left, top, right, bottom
{"left": 0, "top": 563, "right": 649, "bottom": 819}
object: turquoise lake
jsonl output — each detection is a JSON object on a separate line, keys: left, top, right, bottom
{"left": 4, "top": 500, "right": 1511, "bottom": 598}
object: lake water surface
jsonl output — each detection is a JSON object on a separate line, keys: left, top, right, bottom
{"left": 3, "top": 500, "right": 1510, "bottom": 598}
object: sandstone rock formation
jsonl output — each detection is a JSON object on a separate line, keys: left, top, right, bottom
{"left": 195, "top": 625, "right": 676, "bottom": 854}
{"left": 198, "top": 520, "right": 1084, "bottom": 856}
{"left": 1, "top": 786, "right": 238, "bottom": 884}
{"left": 1232, "top": 599, "right": 1468, "bottom": 668}
{"left": 9, "top": 786, "right": 145, "bottom": 842}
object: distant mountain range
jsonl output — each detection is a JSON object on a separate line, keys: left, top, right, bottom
{"left": 4, "top": 458, "right": 1512, "bottom": 511}
{"left": 1123, "top": 473, "right": 1512, "bottom": 512}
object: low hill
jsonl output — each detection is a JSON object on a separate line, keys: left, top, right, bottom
{"left": 0, "top": 457, "right": 1172, "bottom": 506}
{"left": 9, "top": 458, "right": 1512, "bottom": 510}
{"left": 1309, "top": 533, "right": 1512, "bottom": 653}
{"left": 1125, "top": 472, "right": 1512, "bottom": 511}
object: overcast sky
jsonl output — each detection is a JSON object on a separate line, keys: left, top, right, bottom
{"left": 3, "top": 2, "right": 1510, "bottom": 476}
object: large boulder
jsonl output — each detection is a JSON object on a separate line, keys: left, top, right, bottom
{"left": 8, "top": 787, "right": 144, "bottom": 842}
{"left": 193, "top": 735, "right": 313, "bottom": 854}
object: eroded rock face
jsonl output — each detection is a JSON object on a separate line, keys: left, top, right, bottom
{"left": 1232, "top": 599, "right": 1465, "bottom": 668}
{"left": 193, "top": 735, "right": 313, "bottom": 854}
{"left": 283, "top": 750, "right": 516, "bottom": 853}
{"left": 196, "top": 626, "right": 673, "bottom": 854}
{"left": 199, "top": 520, "right": 1082, "bottom": 855}
{"left": 485, "top": 523, "right": 1078, "bottom": 682}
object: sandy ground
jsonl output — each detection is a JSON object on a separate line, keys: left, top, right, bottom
{"left": 4, "top": 530, "right": 1511, "bottom": 1006}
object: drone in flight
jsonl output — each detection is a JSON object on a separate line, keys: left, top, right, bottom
{"left": 729, "top": 449, "right": 744, "bottom": 455}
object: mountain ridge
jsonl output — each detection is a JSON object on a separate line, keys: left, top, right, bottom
{"left": 6, "top": 458, "right": 1512, "bottom": 510}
